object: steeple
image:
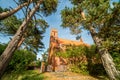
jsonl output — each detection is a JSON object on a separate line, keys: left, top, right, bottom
{"left": 50, "top": 28, "right": 58, "bottom": 38}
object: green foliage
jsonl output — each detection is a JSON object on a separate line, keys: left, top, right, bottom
{"left": 41, "top": 0, "right": 58, "bottom": 16}
{"left": 88, "top": 63, "right": 106, "bottom": 76}
{"left": 61, "top": 0, "right": 120, "bottom": 78}
{"left": 24, "top": 19, "right": 49, "bottom": 53}
{"left": 0, "top": 43, "right": 36, "bottom": 72}
{"left": 36, "top": 60, "right": 41, "bottom": 67}
{"left": 41, "top": 51, "right": 48, "bottom": 67}
{"left": 0, "top": 43, "right": 7, "bottom": 54}
{"left": 0, "top": 0, "right": 58, "bottom": 77}
{"left": 0, "top": 7, "right": 9, "bottom": 13}
{"left": 18, "top": 0, "right": 30, "bottom": 4}
{"left": 0, "top": 15, "right": 22, "bottom": 35}
{"left": 70, "top": 0, "right": 83, "bottom": 5}
{"left": 61, "top": 0, "right": 120, "bottom": 49}
{"left": 42, "top": 52, "right": 48, "bottom": 62}
{"left": 70, "top": 65, "right": 88, "bottom": 75}
{"left": 56, "top": 45, "right": 106, "bottom": 76}
{"left": 111, "top": 52, "right": 120, "bottom": 71}
{"left": 0, "top": 7, "right": 4, "bottom": 13}
{"left": 61, "top": 7, "right": 82, "bottom": 35}
{"left": 0, "top": 0, "right": 58, "bottom": 53}
{"left": 56, "top": 45, "right": 87, "bottom": 59}
{"left": 99, "top": 3, "right": 120, "bottom": 51}
{"left": 0, "top": 15, "right": 49, "bottom": 53}
{"left": 86, "top": 45, "right": 106, "bottom": 76}
{"left": 87, "top": 45, "right": 100, "bottom": 59}
{"left": 7, "top": 50, "right": 36, "bottom": 72}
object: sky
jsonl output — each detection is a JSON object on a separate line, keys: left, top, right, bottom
{"left": 0, "top": 0, "right": 119, "bottom": 59}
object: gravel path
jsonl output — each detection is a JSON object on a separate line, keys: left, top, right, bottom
{"left": 43, "top": 72, "right": 99, "bottom": 80}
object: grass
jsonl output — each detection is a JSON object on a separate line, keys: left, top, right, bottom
{"left": 1, "top": 69, "right": 109, "bottom": 80}
{"left": 1, "top": 70, "right": 46, "bottom": 80}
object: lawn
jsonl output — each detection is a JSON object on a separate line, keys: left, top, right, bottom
{"left": 1, "top": 70, "right": 46, "bottom": 80}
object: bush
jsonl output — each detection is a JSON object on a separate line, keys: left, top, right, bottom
{"left": 0, "top": 43, "right": 36, "bottom": 72}
{"left": 7, "top": 50, "right": 36, "bottom": 72}
{"left": 70, "top": 64, "right": 89, "bottom": 75}
{"left": 86, "top": 45, "right": 106, "bottom": 76}
{"left": 111, "top": 52, "right": 120, "bottom": 71}
{"left": 0, "top": 43, "right": 7, "bottom": 54}
{"left": 88, "top": 63, "right": 106, "bottom": 76}
{"left": 56, "top": 45, "right": 107, "bottom": 76}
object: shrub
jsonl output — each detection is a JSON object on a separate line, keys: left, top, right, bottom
{"left": 0, "top": 43, "right": 36, "bottom": 72}
{"left": 7, "top": 50, "right": 36, "bottom": 72}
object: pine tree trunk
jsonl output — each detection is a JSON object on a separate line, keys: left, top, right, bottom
{"left": 89, "top": 26, "right": 119, "bottom": 80}
{"left": 0, "top": 2, "right": 28, "bottom": 20}
{"left": 17, "top": 36, "right": 25, "bottom": 48}
{"left": 81, "top": 11, "right": 119, "bottom": 80}
{"left": 0, "top": 1, "right": 42, "bottom": 78}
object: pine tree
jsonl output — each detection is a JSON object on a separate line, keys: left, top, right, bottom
{"left": 61, "top": 0, "right": 120, "bottom": 79}
{"left": 0, "top": 0, "right": 58, "bottom": 78}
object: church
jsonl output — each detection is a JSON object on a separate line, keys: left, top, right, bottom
{"left": 47, "top": 28, "right": 89, "bottom": 71}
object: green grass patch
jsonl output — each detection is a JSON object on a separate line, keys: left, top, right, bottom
{"left": 1, "top": 70, "right": 46, "bottom": 80}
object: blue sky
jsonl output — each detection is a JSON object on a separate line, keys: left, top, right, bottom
{"left": 1, "top": 0, "right": 119, "bottom": 59}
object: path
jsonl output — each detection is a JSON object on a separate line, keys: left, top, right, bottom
{"left": 43, "top": 72, "right": 99, "bottom": 80}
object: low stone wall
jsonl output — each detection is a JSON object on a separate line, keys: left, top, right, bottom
{"left": 47, "top": 65, "right": 67, "bottom": 72}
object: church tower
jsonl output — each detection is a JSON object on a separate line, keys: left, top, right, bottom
{"left": 50, "top": 28, "right": 58, "bottom": 38}
{"left": 48, "top": 29, "right": 58, "bottom": 64}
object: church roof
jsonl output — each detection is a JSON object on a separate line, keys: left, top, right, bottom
{"left": 58, "top": 38, "right": 89, "bottom": 46}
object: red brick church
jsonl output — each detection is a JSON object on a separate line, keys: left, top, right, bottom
{"left": 47, "top": 28, "right": 89, "bottom": 71}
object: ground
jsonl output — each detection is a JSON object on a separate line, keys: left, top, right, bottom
{"left": 43, "top": 72, "right": 99, "bottom": 80}
{"left": 1, "top": 70, "right": 108, "bottom": 80}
